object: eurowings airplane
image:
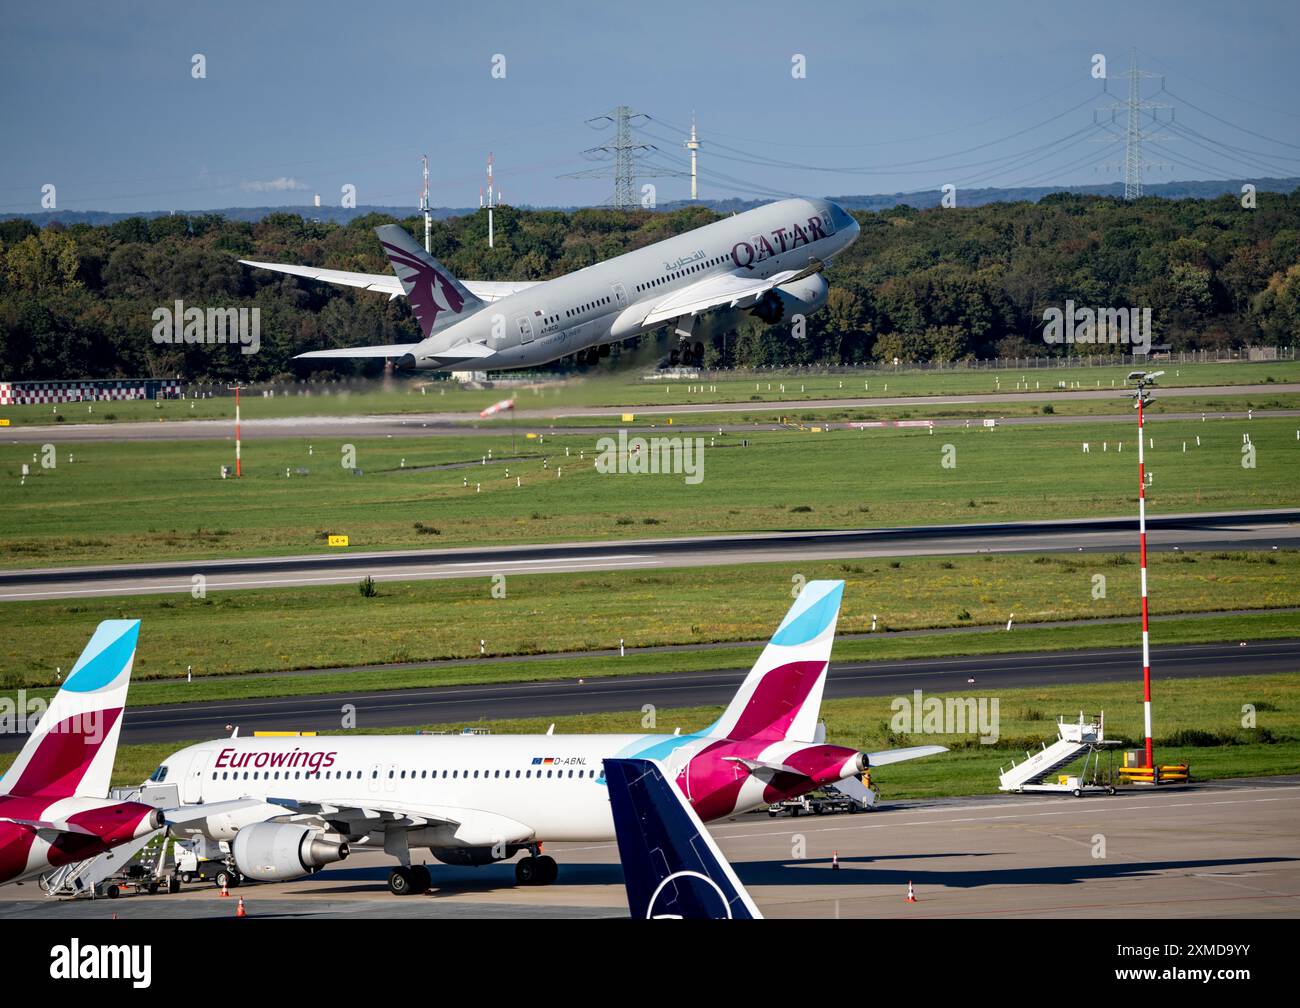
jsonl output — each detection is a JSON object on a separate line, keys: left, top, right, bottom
{"left": 152, "top": 581, "right": 944, "bottom": 896}
{"left": 605, "top": 756, "right": 762, "bottom": 920}
{"left": 0, "top": 621, "right": 163, "bottom": 886}
{"left": 240, "top": 197, "right": 860, "bottom": 371}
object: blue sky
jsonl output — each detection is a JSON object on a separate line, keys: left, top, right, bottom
{"left": 1, "top": 0, "right": 1297, "bottom": 213}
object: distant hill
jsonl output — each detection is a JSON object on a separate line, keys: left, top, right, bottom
{"left": 5, "top": 177, "right": 1296, "bottom": 227}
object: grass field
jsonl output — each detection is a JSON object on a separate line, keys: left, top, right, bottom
{"left": 525, "top": 391, "right": 1300, "bottom": 426}
{"left": 9, "top": 671, "right": 1290, "bottom": 797}
{"left": 4, "top": 416, "right": 1298, "bottom": 567}
{"left": 1, "top": 552, "right": 1296, "bottom": 688}
{"left": 4, "top": 359, "right": 1298, "bottom": 427}
{"left": 2, "top": 608, "right": 1295, "bottom": 711}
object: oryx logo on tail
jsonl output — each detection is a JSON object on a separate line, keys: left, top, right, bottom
{"left": 374, "top": 224, "right": 483, "bottom": 338}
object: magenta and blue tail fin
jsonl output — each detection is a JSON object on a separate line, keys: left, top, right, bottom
{"left": 706, "top": 580, "right": 844, "bottom": 744}
{"left": 0, "top": 620, "right": 139, "bottom": 800}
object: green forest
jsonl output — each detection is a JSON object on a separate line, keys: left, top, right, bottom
{"left": 2, "top": 189, "right": 1298, "bottom": 382}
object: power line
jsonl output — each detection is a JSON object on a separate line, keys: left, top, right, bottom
{"left": 1161, "top": 87, "right": 1300, "bottom": 152}
{"left": 649, "top": 93, "right": 1102, "bottom": 175}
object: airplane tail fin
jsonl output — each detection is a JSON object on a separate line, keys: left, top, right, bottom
{"left": 0, "top": 620, "right": 139, "bottom": 801}
{"left": 706, "top": 580, "right": 844, "bottom": 745}
{"left": 604, "top": 757, "right": 762, "bottom": 920}
{"left": 374, "top": 224, "right": 485, "bottom": 339}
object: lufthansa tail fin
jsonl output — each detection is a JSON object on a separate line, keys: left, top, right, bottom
{"left": 604, "top": 757, "right": 762, "bottom": 920}
{"left": 0, "top": 620, "right": 139, "bottom": 801}
{"left": 706, "top": 580, "right": 843, "bottom": 745}
{"left": 374, "top": 225, "right": 485, "bottom": 339}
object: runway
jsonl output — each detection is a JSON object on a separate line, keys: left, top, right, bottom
{"left": 3, "top": 776, "right": 1295, "bottom": 918}
{"left": 5, "top": 383, "right": 1297, "bottom": 443}
{"left": 2, "top": 509, "right": 1296, "bottom": 601}
{"left": 2, "top": 637, "right": 1292, "bottom": 751}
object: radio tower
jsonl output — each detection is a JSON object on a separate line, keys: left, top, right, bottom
{"left": 1096, "top": 49, "right": 1168, "bottom": 199}
{"left": 419, "top": 154, "right": 431, "bottom": 252}
{"left": 479, "top": 152, "right": 496, "bottom": 248}
{"left": 561, "top": 106, "right": 684, "bottom": 209}
{"left": 684, "top": 114, "right": 700, "bottom": 200}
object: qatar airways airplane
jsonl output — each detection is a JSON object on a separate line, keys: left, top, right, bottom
{"left": 240, "top": 197, "right": 860, "bottom": 370}
{"left": 152, "top": 582, "right": 944, "bottom": 896}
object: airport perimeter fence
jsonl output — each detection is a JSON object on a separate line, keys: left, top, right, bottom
{"left": 638, "top": 347, "right": 1294, "bottom": 381}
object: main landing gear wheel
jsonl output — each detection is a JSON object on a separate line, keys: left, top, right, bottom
{"left": 214, "top": 868, "right": 241, "bottom": 890}
{"left": 388, "top": 866, "right": 423, "bottom": 896}
{"left": 515, "top": 855, "right": 558, "bottom": 886}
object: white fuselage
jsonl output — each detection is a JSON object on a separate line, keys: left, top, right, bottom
{"left": 411, "top": 196, "right": 860, "bottom": 369}
{"left": 160, "top": 732, "right": 709, "bottom": 844}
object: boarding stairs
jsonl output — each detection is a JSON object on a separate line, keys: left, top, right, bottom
{"left": 999, "top": 712, "right": 1121, "bottom": 795}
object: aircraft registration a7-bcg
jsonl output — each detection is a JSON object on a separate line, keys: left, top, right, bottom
{"left": 151, "top": 582, "right": 944, "bottom": 896}
{"left": 241, "top": 197, "right": 861, "bottom": 370}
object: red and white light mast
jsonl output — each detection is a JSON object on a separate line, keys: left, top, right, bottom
{"left": 1128, "top": 369, "right": 1163, "bottom": 768}
{"left": 227, "top": 382, "right": 245, "bottom": 477}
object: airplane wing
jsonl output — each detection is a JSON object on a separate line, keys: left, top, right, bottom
{"left": 461, "top": 280, "right": 541, "bottom": 302}
{"left": 293, "top": 344, "right": 420, "bottom": 360}
{"left": 239, "top": 260, "right": 537, "bottom": 303}
{"left": 269, "top": 797, "right": 533, "bottom": 848}
{"left": 639, "top": 266, "right": 814, "bottom": 326}
{"left": 865, "top": 744, "right": 949, "bottom": 767}
{"left": 162, "top": 798, "right": 272, "bottom": 829}
{"left": 239, "top": 260, "right": 404, "bottom": 297}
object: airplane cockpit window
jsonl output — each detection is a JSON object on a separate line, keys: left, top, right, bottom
{"left": 148, "top": 764, "right": 168, "bottom": 782}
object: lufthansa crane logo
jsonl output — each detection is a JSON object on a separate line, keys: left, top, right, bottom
{"left": 646, "top": 870, "right": 733, "bottom": 919}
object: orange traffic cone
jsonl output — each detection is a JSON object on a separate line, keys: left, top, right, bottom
{"left": 235, "top": 896, "right": 247, "bottom": 918}
{"left": 832, "top": 851, "right": 840, "bottom": 870}
{"left": 219, "top": 879, "right": 230, "bottom": 898}
{"left": 906, "top": 880, "right": 917, "bottom": 903}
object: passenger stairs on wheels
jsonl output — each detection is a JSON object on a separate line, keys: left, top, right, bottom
{"left": 998, "top": 712, "right": 1122, "bottom": 796}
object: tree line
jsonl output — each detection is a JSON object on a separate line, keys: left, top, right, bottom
{"left": 1, "top": 189, "right": 1297, "bottom": 381}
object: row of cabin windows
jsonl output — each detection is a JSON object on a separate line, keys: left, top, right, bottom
{"left": 635, "top": 254, "right": 729, "bottom": 294}
{"left": 212, "top": 767, "right": 600, "bottom": 782}
{"left": 565, "top": 295, "right": 611, "bottom": 319}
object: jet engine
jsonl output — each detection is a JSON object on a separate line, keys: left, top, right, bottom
{"left": 749, "top": 273, "right": 829, "bottom": 325}
{"left": 231, "top": 823, "right": 349, "bottom": 881}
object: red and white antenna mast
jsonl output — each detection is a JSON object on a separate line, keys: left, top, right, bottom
{"left": 1128, "top": 368, "right": 1164, "bottom": 768}
{"left": 419, "top": 154, "right": 431, "bottom": 253}
{"left": 486, "top": 152, "right": 495, "bottom": 249}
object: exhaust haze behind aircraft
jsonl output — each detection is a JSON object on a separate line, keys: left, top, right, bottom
{"left": 240, "top": 197, "right": 861, "bottom": 372}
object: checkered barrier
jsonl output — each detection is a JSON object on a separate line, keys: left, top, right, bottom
{"left": 0, "top": 379, "right": 182, "bottom": 405}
